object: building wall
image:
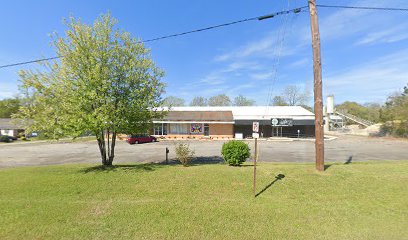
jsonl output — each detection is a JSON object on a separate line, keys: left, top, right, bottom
{"left": 0, "top": 129, "right": 15, "bottom": 137}
{"left": 209, "top": 124, "right": 234, "bottom": 138}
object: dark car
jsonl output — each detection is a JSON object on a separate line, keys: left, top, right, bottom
{"left": 126, "top": 134, "right": 157, "bottom": 144}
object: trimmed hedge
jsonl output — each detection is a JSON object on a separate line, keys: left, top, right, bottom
{"left": 221, "top": 140, "right": 250, "bottom": 166}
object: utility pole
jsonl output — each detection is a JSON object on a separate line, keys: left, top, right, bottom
{"left": 308, "top": 0, "right": 325, "bottom": 171}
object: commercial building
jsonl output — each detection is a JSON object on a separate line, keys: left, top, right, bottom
{"left": 152, "top": 106, "right": 315, "bottom": 139}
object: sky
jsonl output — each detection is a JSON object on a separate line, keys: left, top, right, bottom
{"left": 0, "top": 0, "right": 407, "bottom": 106}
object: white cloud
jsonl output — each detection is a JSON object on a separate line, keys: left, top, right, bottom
{"left": 355, "top": 23, "right": 408, "bottom": 45}
{"left": 324, "top": 49, "right": 408, "bottom": 103}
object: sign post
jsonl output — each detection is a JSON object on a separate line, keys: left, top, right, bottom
{"left": 252, "top": 122, "right": 259, "bottom": 197}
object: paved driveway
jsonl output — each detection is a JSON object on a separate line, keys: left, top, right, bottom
{"left": 0, "top": 135, "right": 407, "bottom": 167}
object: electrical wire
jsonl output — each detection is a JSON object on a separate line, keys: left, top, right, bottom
{"left": 0, "top": 6, "right": 307, "bottom": 69}
{"left": 316, "top": 4, "right": 408, "bottom": 12}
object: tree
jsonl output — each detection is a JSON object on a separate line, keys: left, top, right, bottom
{"left": 282, "top": 85, "right": 310, "bottom": 106}
{"left": 163, "top": 96, "right": 185, "bottom": 106}
{"left": 336, "top": 101, "right": 380, "bottom": 123}
{"left": 0, "top": 97, "right": 21, "bottom": 118}
{"left": 14, "top": 14, "right": 165, "bottom": 166}
{"left": 233, "top": 95, "right": 255, "bottom": 106}
{"left": 271, "top": 96, "right": 287, "bottom": 106}
{"left": 380, "top": 87, "right": 408, "bottom": 137}
{"left": 208, "top": 94, "right": 231, "bottom": 106}
{"left": 190, "top": 96, "right": 208, "bottom": 106}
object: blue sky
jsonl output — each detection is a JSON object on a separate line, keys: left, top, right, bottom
{"left": 0, "top": 0, "right": 407, "bottom": 106}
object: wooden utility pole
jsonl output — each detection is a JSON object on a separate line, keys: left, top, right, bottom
{"left": 308, "top": 0, "right": 325, "bottom": 171}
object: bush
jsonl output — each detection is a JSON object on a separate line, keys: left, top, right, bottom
{"left": 221, "top": 140, "right": 251, "bottom": 166}
{"left": 175, "top": 143, "right": 195, "bottom": 167}
{"left": 0, "top": 135, "right": 12, "bottom": 143}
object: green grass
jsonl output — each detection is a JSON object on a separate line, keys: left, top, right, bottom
{"left": 1, "top": 161, "right": 407, "bottom": 239}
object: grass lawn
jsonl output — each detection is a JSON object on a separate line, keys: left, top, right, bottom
{"left": 0, "top": 161, "right": 407, "bottom": 239}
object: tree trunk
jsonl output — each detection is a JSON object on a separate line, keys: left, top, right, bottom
{"left": 97, "top": 130, "right": 109, "bottom": 166}
{"left": 108, "top": 131, "right": 116, "bottom": 165}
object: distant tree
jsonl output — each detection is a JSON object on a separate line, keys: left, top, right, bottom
{"left": 380, "top": 86, "right": 408, "bottom": 137}
{"left": 336, "top": 101, "right": 380, "bottom": 123}
{"left": 208, "top": 94, "right": 231, "bottom": 106}
{"left": 271, "top": 96, "right": 288, "bottom": 106}
{"left": 233, "top": 95, "right": 255, "bottom": 106}
{"left": 0, "top": 97, "right": 20, "bottom": 118}
{"left": 283, "top": 85, "right": 310, "bottom": 106}
{"left": 163, "top": 96, "right": 185, "bottom": 106}
{"left": 14, "top": 14, "right": 165, "bottom": 166}
{"left": 190, "top": 96, "right": 208, "bottom": 106}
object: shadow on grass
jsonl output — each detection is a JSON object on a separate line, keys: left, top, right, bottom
{"left": 81, "top": 156, "right": 226, "bottom": 173}
{"left": 255, "top": 174, "right": 285, "bottom": 198}
{"left": 80, "top": 163, "right": 165, "bottom": 173}
{"left": 345, "top": 156, "right": 353, "bottom": 164}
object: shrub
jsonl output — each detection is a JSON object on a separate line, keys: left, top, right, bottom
{"left": 175, "top": 143, "right": 195, "bottom": 167}
{"left": 221, "top": 140, "right": 251, "bottom": 166}
{"left": 0, "top": 135, "right": 12, "bottom": 143}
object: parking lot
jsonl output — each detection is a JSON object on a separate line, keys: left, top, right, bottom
{"left": 0, "top": 135, "right": 407, "bottom": 168}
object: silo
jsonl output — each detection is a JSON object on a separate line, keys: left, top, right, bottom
{"left": 326, "top": 95, "right": 334, "bottom": 114}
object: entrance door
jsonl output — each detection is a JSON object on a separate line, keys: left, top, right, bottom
{"left": 272, "top": 127, "right": 283, "bottom": 137}
{"left": 204, "top": 124, "right": 210, "bottom": 136}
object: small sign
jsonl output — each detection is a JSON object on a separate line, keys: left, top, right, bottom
{"left": 252, "top": 122, "right": 259, "bottom": 132}
{"left": 252, "top": 132, "right": 259, "bottom": 139}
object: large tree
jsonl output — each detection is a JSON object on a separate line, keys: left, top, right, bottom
{"left": 14, "top": 14, "right": 165, "bottom": 165}
{"left": 208, "top": 94, "right": 231, "bottom": 106}
{"left": 190, "top": 96, "right": 208, "bottom": 106}
{"left": 233, "top": 95, "right": 255, "bottom": 106}
{"left": 163, "top": 96, "right": 185, "bottom": 106}
{"left": 282, "top": 85, "right": 310, "bottom": 106}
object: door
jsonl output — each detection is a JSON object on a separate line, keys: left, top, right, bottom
{"left": 204, "top": 124, "right": 210, "bottom": 136}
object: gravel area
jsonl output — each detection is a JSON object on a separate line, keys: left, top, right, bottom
{"left": 0, "top": 135, "right": 407, "bottom": 168}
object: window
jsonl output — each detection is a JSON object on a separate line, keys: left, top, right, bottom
{"left": 169, "top": 124, "right": 189, "bottom": 134}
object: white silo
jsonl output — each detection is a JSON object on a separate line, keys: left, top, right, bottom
{"left": 326, "top": 95, "right": 334, "bottom": 114}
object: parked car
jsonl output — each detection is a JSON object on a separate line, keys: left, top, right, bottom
{"left": 126, "top": 134, "right": 157, "bottom": 144}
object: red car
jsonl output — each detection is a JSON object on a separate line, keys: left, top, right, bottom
{"left": 126, "top": 134, "right": 157, "bottom": 144}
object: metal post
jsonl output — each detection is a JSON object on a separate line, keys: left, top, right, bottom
{"left": 254, "top": 138, "right": 257, "bottom": 197}
{"left": 308, "top": 0, "right": 325, "bottom": 171}
{"left": 166, "top": 147, "right": 169, "bottom": 164}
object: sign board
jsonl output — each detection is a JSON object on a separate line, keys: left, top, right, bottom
{"left": 190, "top": 123, "right": 203, "bottom": 133}
{"left": 271, "top": 118, "right": 294, "bottom": 126}
{"left": 252, "top": 122, "right": 259, "bottom": 132}
{"left": 252, "top": 132, "right": 259, "bottom": 139}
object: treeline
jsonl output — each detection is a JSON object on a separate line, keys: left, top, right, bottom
{"left": 163, "top": 94, "right": 256, "bottom": 107}
{"left": 335, "top": 83, "right": 408, "bottom": 137}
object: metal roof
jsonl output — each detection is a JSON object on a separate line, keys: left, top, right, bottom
{"left": 159, "top": 106, "right": 315, "bottom": 121}
{"left": 159, "top": 111, "right": 233, "bottom": 122}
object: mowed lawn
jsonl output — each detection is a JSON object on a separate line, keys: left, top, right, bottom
{"left": 0, "top": 161, "right": 407, "bottom": 239}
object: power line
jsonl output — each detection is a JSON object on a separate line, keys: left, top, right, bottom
{"left": 316, "top": 4, "right": 408, "bottom": 11}
{"left": 0, "top": 6, "right": 307, "bottom": 70}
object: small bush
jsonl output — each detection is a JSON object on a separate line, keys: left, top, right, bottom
{"left": 0, "top": 135, "right": 12, "bottom": 143}
{"left": 221, "top": 140, "right": 251, "bottom": 166}
{"left": 175, "top": 143, "right": 195, "bottom": 167}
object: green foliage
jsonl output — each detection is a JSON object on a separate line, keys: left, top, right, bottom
{"left": 233, "top": 95, "right": 255, "bottom": 106}
{"left": 272, "top": 96, "right": 288, "bottom": 106}
{"left": 13, "top": 13, "right": 165, "bottom": 165}
{"left": 380, "top": 86, "right": 408, "bottom": 137}
{"left": 0, "top": 135, "right": 12, "bottom": 143}
{"left": 336, "top": 101, "right": 381, "bottom": 123}
{"left": 174, "top": 143, "right": 195, "bottom": 166}
{"left": 0, "top": 98, "right": 20, "bottom": 118}
{"left": 221, "top": 140, "right": 250, "bottom": 166}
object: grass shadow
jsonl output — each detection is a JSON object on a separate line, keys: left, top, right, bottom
{"left": 165, "top": 156, "right": 226, "bottom": 167}
{"left": 80, "top": 163, "right": 165, "bottom": 173}
{"left": 345, "top": 156, "right": 353, "bottom": 164}
{"left": 255, "top": 174, "right": 285, "bottom": 197}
